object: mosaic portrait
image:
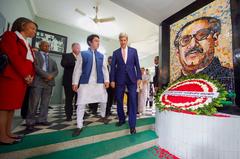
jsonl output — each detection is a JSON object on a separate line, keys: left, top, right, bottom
{"left": 169, "top": 0, "right": 234, "bottom": 91}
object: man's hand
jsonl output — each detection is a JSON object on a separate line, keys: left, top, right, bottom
{"left": 110, "top": 82, "right": 115, "bottom": 88}
{"left": 44, "top": 75, "right": 53, "bottom": 82}
{"left": 24, "top": 75, "right": 33, "bottom": 85}
{"left": 47, "top": 75, "right": 54, "bottom": 81}
{"left": 72, "top": 84, "right": 78, "bottom": 92}
{"left": 32, "top": 47, "right": 38, "bottom": 53}
{"left": 104, "top": 82, "right": 109, "bottom": 89}
{"left": 137, "top": 80, "right": 142, "bottom": 88}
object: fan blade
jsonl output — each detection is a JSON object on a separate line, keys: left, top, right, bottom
{"left": 98, "top": 17, "right": 115, "bottom": 23}
{"left": 75, "top": 8, "right": 86, "bottom": 16}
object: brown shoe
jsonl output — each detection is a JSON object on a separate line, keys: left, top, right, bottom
{"left": 99, "top": 117, "right": 109, "bottom": 124}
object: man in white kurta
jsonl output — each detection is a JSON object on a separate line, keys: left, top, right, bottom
{"left": 72, "top": 34, "right": 109, "bottom": 136}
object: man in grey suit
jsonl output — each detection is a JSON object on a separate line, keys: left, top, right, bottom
{"left": 26, "top": 41, "right": 58, "bottom": 131}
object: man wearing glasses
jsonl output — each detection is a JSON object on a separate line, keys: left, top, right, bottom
{"left": 174, "top": 16, "right": 233, "bottom": 91}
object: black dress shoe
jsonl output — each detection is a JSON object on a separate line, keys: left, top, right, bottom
{"left": 130, "top": 128, "right": 136, "bottom": 134}
{"left": 105, "top": 111, "right": 112, "bottom": 117}
{"left": 66, "top": 118, "right": 72, "bottom": 121}
{"left": 84, "top": 112, "right": 90, "bottom": 116}
{"left": 26, "top": 125, "right": 35, "bottom": 131}
{"left": 37, "top": 122, "right": 52, "bottom": 126}
{"left": 83, "top": 113, "right": 90, "bottom": 119}
{"left": 115, "top": 121, "right": 126, "bottom": 127}
{"left": 72, "top": 128, "right": 83, "bottom": 137}
{"left": 92, "top": 111, "right": 98, "bottom": 115}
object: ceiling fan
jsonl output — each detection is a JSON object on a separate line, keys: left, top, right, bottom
{"left": 75, "top": 3, "right": 115, "bottom": 23}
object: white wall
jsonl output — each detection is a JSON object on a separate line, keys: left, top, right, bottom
{"left": 0, "top": 0, "right": 34, "bottom": 22}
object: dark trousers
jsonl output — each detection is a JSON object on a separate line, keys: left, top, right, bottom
{"left": 116, "top": 76, "right": 137, "bottom": 129}
{"left": 106, "top": 87, "right": 115, "bottom": 116}
{"left": 89, "top": 103, "right": 98, "bottom": 114}
{"left": 149, "top": 101, "right": 153, "bottom": 107}
{"left": 146, "top": 98, "right": 153, "bottom": 107}
{"left": 21, "top": 87, "right": 31, "bottom": 119}
{"left": 127, "top": 92, "right": 138, "bottom": 114}
{"left": 26, "top": 87, "right": 53, "bottom": 125}
{"left": 64, "top": 85, "right": 77, "bottom": 119}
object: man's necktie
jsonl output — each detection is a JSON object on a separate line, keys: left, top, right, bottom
{"left": 44, "top": 54, "right": 49, "bottom": 72}
{"left": 122, "top": 49, "right": 126, "bottom": 63}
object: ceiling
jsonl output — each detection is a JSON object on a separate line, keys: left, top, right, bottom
{"left": 29, "top": 0, "right": 159, "bottom": 43}
{"left": 29, "top": 0, "right": 195, "bottom": 61}
{"left": 110, "top": 0, "right": 195, "bottom": 25}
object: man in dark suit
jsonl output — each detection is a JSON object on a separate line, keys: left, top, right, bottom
{"left": 61, "top": 43, "right": 80, "bottom": 121}
{"left": 89, "top": 103, "right": 98, "bottom": 115}
{"left": 110, "top": 33, "right": 141, "bottom": 134}
{"left": 153, "top": 56, "right": 160, "bottom": 91}
{"left": 26, "top": 41, "right": 58, "bottom": 131}
{"left": 106, "top": 56, "right": 115, "bottom": 117}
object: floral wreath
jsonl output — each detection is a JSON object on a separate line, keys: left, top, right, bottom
{"left": 155, "top": 74, "right": 228, "bottom": 116}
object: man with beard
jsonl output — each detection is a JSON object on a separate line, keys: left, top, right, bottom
{"left": 174, "top": 16, "right": 234, "bottom": 91}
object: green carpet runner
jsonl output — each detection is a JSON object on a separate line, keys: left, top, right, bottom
{"left": 0, "top": 117, "right": 155, "bottom": 154}
{"left": 29, "top": 130, "right": 157, "bottom": 159}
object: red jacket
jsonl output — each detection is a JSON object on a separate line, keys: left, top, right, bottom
{"left": 0, "top": 31, "right": 35, "bottom": 110}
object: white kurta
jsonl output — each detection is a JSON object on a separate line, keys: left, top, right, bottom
{"left": 138, "top": 74, "right": 149, "bottom": 113}
{"left": 145, "top": 74, "right": 151, "bottom": 98}
{"left": 72, "top": 51, "right": 109, "bottom": 105}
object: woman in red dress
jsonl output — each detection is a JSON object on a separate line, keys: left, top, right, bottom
{"left": 0, "top": 17, "right": 37, "bottom": 144}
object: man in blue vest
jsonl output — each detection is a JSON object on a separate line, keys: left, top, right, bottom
{"left": 72, "top": 34, "right": 109, "bottom": 137}
{"left": 110, "top": 33, "right": 142, "bottom": 134}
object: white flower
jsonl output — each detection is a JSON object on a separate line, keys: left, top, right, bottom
{"left": 160, "top": 78, "right": 219, "bottom": 110}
